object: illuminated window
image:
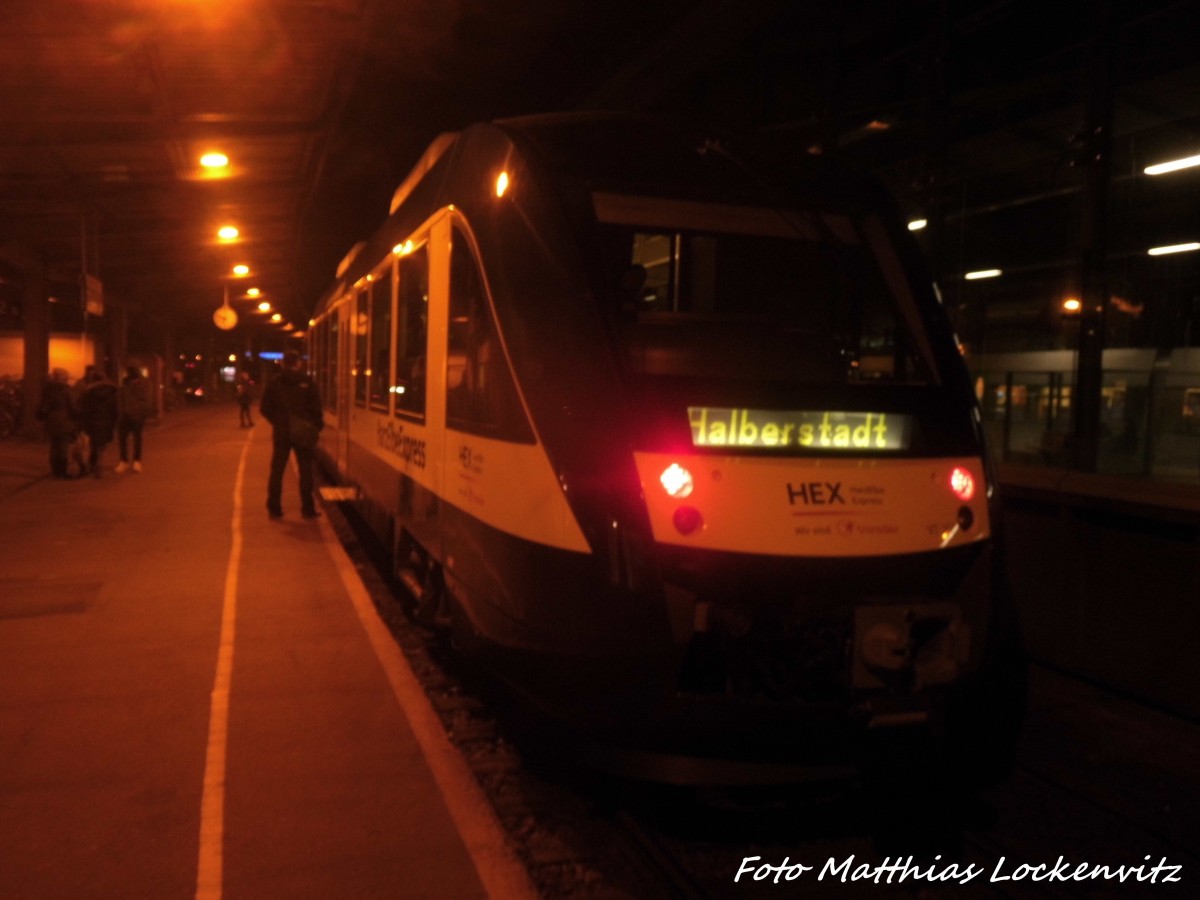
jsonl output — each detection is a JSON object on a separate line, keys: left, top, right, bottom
{"left": 354, "top": 287, "right": 369, "bottom": 407}
{"left": 369, "top": 261, "right": 393, "bottom": 412}
{"left": 395, "top": 243, "right": 429, "bottom": 419}
{"left": 328, "top": 312, "right": 339, "bottom": 413}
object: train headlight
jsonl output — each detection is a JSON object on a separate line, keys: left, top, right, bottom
{"left": 949, "top": 466, "right": 975, "bottom": 501}
{"left": 659, "top": 463, "right": 694, "bottom": 498}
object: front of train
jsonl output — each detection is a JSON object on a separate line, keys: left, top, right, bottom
{"left": 486, "top": 117, "right": 1025, "bottom": 784}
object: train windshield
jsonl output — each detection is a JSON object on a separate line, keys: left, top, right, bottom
{"left": 592, "top": 193, "right": 939, "bottom": 387}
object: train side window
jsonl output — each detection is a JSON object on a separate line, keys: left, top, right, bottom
{"left": 313, "top": 319, "right": 327, "bottom": 407}
{"left": 395, "top": 244, "right": 428, "bottom": 418}
{"left": 369, "top": 263, "right": 393, "bottom": 412}
{"left": 632, "top": 233, "right": 675, "bottom": 310}
{"left": 354, "top": 287, "right": 368, "bottom": 407}
{"left": 327, "top": 319, "right": 333, "bottom": 404}
{"left": 328, "top": 309, "right": 339, "bottom": 412}
{"left": 446, "top": 229, "right": 533, "bottom": 443}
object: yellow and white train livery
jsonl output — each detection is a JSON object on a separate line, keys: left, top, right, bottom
{"left": 306, "top": 114, "right": 1025, "bottom": 784}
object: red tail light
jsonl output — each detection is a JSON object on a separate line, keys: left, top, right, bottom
{"left": 673, "top": 506, "right": 704, "bottom": 535}
{"left": 949, "top": 466, "right": 975, "bottom": 501}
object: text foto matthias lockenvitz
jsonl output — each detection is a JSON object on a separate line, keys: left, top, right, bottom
{"left": 735, "top": 854, "right": 1182, "bottom": 886}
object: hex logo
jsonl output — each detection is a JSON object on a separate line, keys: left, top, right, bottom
{"left": 786, "top": 481, "right": 845, "bottom": 506}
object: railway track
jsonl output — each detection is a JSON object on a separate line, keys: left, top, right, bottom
{"left": 325, "top": 496, "right": 1197, "bottom": 899}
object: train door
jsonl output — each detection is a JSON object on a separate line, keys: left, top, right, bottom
{"left": 435, "top": 217, "right": 549, "bottom": 558}
{"left": 335, "top": 293, "right": 354, "bottom": 471}
{"left": 388, "top": 224, "right": 444, "bottom": 558}
{"left": 415, "top": 215, "right": 451, "bottom": 560}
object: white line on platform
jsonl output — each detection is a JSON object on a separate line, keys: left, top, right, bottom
{"left": 317, "top": 513, "right": 540, "bottom": 900}
{"left": 194, "top": 428, "right": 253, "bottom": 900}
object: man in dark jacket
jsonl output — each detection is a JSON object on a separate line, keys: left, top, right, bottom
{"left": 259, "top": 350, "right": 324, "bottom": 519}
{"left": 36, "top": 368, "right": 77, "bottom": 478}
{"left": 78, "top": 369, "right": 119, "bottom": 477}
{"left": 115, "top": 365, "right": 154, "bottom": 473}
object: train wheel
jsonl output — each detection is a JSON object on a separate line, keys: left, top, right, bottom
{"left": 395, "top": 533, "right": 446, "bottom": 628}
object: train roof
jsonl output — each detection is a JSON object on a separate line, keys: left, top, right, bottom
{"left": 311, "top": 112, "right": 903, "bottom": 316}
{"left": 489, "top": 111, "right": 889, "bottom": 210}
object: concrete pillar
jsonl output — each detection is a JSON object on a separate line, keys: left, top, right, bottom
{"left": 1071, "top": 3, "right": 1115, "bottom": 473}
{"left": 110, "top": 297, "right": 128, "bottom": 380}
{"left": 921, "top": 0, "right": 951, "bottom": 284}
{"left": 0, "top": 243, "right": 50, "bottom": 437}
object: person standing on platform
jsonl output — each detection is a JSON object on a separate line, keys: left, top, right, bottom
{"left": 115, "top": 365, "right": 153, "bottom": 473}
{"left": 259, "top": 350, "right": 323, "bottom": 519}
{"left": 36, "top": 368, "right": 77, "bottom": 479}
{"left": 235, "top": 371, "right": 255, "bottom": 427}
{"left": 71, "top": 365, "right": 95, "bottom": 406}
{"left": 78, "top": 368, "right": 119, "bottom": 477}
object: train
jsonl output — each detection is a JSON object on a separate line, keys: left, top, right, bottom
{"left": 306, "top": 113, "right": 1026, "bottom": 785}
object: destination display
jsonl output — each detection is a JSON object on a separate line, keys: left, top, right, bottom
{"left": 688, "top": 407, "right": 912, "bottom": 451}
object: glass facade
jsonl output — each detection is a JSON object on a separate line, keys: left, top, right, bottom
{"left": 973, "top": 349, "right": 1200, "bottom": 483}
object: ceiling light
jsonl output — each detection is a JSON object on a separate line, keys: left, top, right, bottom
{"left": 964, "top": 269, "right": 1002, "bottom": 280}
{"left": 200, "top": 152, "right": 229, "bottom": 169}
{"left": 231, "top": 264, "right": 250, "bottom": 277}
{"left": 217, "top": 225, "right": 239, "bottom": 241}
{"left": 246, "top": 287, "right": 261, "bottom": 297}
{"left": 258, "top": 301, "right": 271, "bottom": 312}
{"left": 908, "top": 218, "right": 928, "bottom": 231}
{"left": 1147, "top": 242, "right": 1200, "bottom": 256}
{"left": 1143, "top": 154, "right": 1200, "bottom": 176}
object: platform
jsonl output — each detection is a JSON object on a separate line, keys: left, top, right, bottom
{"left": 0, "top": 405, "right": 536, "bottom": 899}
